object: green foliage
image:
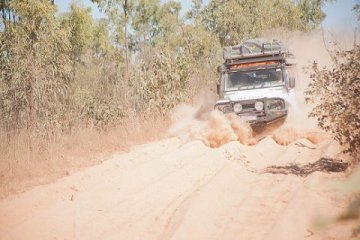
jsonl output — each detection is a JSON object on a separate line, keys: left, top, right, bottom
{"left": 68, "top": 52, "right": 129, "bottom": 128}
{"left": 305, "top": 46, "right": 360, "bottom": 159}
{"left": 297, "top": 0, "right": 328, "bottom": 31}
{"left": 92, "top": 19, "right": 114, "bottom": 58}
{"left": 197, "top": 0, "right": 304, "bottom": 46}
{"left": 90, "top": 0, "right": 132, "bottom": 54}
{"left": 0, "top": 0, "right": 72, "bottom": 133}
{"left": 59, "top": 3, "right": 127, "bottom": 128}
{"left": 131, "top": 0, "right": 162, "bottom": 46}
{"left": 181, "top": 24, "right": 220, "bottom": 63}
{"left": 193, "top": 0, "right": 327, "bottom": 46}
{"left": 131, "top": 47, "right": 190, "bottom": 115}
{"left": 61, "top": 3, "right": 94, "bottom": 62}
{"left": 0, "top": 1, "right": 127, "bottom": 132}
{"left": 131, "top": 0, "right": 182, "bottom": 48}
{"left": 0, "top": 0, "right": 331, "bottom": 135}
{"left": 185, "top": 0, "right": 203, "bottom": 22}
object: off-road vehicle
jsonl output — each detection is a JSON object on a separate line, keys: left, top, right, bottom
{"left": 215, "top": 38, "right": 296, "bottom": 124}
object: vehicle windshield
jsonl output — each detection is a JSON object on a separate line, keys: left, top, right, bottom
{"left": 224, "top": 67, "right": 284, "bottom": 91}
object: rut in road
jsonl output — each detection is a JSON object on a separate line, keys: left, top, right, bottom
{"left": 262, "top": 157, "right": 349, "bottom": 177}
{"left": 0, "top": 134, "right": 352, "bottom": 240}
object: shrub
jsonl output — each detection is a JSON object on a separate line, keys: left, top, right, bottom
{"left": 305, "top": 45, "right": 360, "bottom": 160}
{"left": 0, "top": 0, "right": 72, "bottom": 135}
{"left": 131, "top": 47, "right": 191, "bottom": 116}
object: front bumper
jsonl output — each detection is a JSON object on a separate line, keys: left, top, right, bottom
{"left": 239, "top": 109, "right": 287, "bottom": 124}
{"left": 215, "top": 98, "right": 288, "bottom": 124}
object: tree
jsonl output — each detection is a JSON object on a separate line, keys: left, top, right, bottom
{"left": 131, "top": 0, "right": 159, "bottom": 47}
{"left": 92, "top": 18, "right": 113, "bottom": 58}
{"left": 305, "top": 2, "right": 359, "bottom": 159}
{"left": 354, "top": 2, "right": 360, "bottom": 21}
{"left": 131, "top": 0, "right": 182, "bottom": 48}
{"left": 0, "top": 0, "right": 55, "bottom": 30}
{"left": 198, "top": 0, "right": 304, "bottom": 46}
{"left": 92, "top": 0, "right": 133, "bottom": 80}
{"left": 131, "top": 46, "right": 190, "bottom": 115}
{"left": 185, "top": 0, "right": 203, "bottom": 22}
{"left": 0, "top": 0, "right": 72, "bottom": 134}
{"left": 61, "top": 3, "right": 94, "bottom": 64}
{"left": 297, "top": 0, "right": 328, "bottom": 31}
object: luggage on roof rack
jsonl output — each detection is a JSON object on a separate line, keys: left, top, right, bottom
{"left": 223, "top": 38, "right": 289, "bottom": 61}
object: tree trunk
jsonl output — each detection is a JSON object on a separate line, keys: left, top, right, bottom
{"left": 124, "top": 0, "right": 129, "bottom": 82}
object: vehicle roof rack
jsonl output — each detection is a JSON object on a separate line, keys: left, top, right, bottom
{"left": 223, "top": 38, "right": 293, "bottom": 62}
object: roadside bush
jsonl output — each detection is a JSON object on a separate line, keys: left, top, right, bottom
{"left": 305, "top": 45, "right": 360, "bottom": 160}
{"left": 0, "top": 0, "right": 72, "bottom": 135}
{"left": 131, "top": 47, "right": 191, "bottom": 116}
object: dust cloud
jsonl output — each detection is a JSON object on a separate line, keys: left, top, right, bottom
{"left": 169, "top": 93, "right": 256, "bottom": 148}
{"left": 263, "top": 30, "right": 337, "bottom": 145}
{"left": 170, "top": 31, "right": 338, "bottom": 148}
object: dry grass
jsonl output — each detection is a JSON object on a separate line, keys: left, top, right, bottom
{"left": 0, "top": 116, "right": 170, "bottom": 198}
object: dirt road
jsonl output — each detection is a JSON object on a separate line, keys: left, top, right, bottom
{"left": 1, "top": 31, "right": 353, "bottom": 240}
{"left": 0, "top": 132, "right": 353, "bottom": 240}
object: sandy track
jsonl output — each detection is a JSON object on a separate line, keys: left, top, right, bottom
{"left": 0, "top": 136, "right": 352, "bottom": 240}
{"left": 1, "top": 31, "right": 351, "bottom": 240}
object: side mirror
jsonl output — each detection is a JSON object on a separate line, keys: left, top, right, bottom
{"left": 216, "top": 84, "right": 220, "bottom": 95}
{"left": 289, "top": 77, "right": 295, "bottom": 88}
{"left": 217, "top": 66, "right": 222, "bottom": 73}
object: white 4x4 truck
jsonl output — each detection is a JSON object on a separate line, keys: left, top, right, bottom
{"left": 215, "top": 38, "right": 296, "bottom": 124}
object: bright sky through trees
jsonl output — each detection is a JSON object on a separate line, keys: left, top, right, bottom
{"left": 56, "top": 0, "right": 359, "bottom": 31}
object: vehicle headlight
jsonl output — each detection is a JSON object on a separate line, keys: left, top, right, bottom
{"left": 254, "top": 101, "right": 264, "bottom": 111}
{"left": 233, "top": 103, "right": 242, "bottom": 113}
{"left": 267, "top": 99, "right": 285, "bottom": 111}
{"left": 215, "top": 104, "right": 232, "bottom": 113}
{"left": 215, "top": 104, "right": 224, "bottom": 112}
{"left": 215, "top": 105, "right": 226, "bottom": 112}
